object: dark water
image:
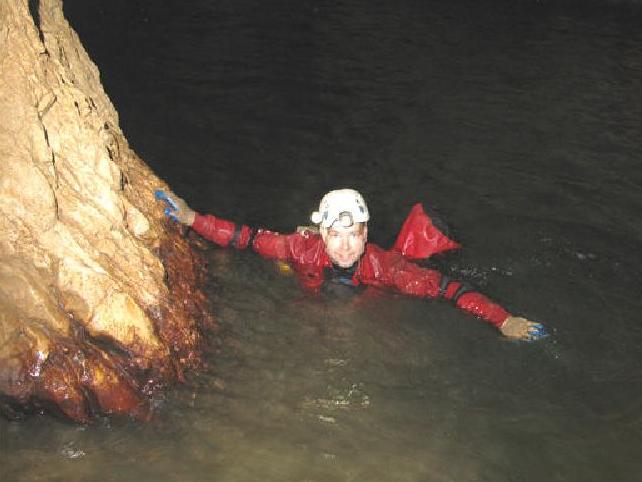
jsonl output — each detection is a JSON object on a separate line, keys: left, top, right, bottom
{"left": 3, "top": 1, "right": 642, "bottom": 480}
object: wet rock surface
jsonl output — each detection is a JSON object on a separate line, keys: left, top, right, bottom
{"left": 0, "top": 0, "right": 215, "bottom": 421}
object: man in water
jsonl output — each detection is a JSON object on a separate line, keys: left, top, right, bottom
{"left": 156, "top": 188, "right": 547, "bottom": 341}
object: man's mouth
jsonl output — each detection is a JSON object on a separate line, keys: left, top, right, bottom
{"left": 335, "top": 255, "right": 356, "bottom": 265}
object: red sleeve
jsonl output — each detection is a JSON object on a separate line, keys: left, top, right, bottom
{"left": 191, "top": 213, "right": 303, "bottom": 261}
{"left": 444, "top": 287, "right": 511, "bottom": 328}
{"left": 191, "top": 213, "right": 252, "bottom": 248}
{"left": 251, "top": 230, "right": 299, "bottom": 260}
{"left": 358, "top": 245, "right": 510, "bottom": 327}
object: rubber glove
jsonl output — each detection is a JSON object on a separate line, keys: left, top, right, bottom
{"left": 499, "top": 316, "right": 549, "bottom": 342}
{"left": 154, "top": 190, "right": 196, "bottom": 226}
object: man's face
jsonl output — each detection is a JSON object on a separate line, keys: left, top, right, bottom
{"left": 321, "top": 222, "right": 368, "bottom": 268}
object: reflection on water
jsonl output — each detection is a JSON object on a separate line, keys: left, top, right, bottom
{"left": 3, "top": 0, "right": 642, "bottom": 481}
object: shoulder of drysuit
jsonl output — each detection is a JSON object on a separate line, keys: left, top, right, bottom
{"left": 263, "top": 227, "right": 324, "bottom": 252}
{"left": 356, "top": 243, "right": 404, "bottom": 281}
{"left": 253, "top": 227, "right": 328, "bottom": 263}
{"left": 356, "top": 243, "right": 446, "bottom": 284}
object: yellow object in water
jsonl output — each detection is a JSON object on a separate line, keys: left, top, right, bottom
{"left": 276, "top": 261, "right": 293, "bottom": 275}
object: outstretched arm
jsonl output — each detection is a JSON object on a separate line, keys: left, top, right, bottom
{"left": 359, "top": 246, "right": 547, "bottom": 341}
{"left": 156, "top": 189, "right": 252, "bottom": 247}
{"left": 438, "top": 275, "right": 547, "bottom": 341}
{"left": 436, "top": 276, "right": 548, "bottom": 341}
{"left": 155, "top": 190, "right": 299, "bottom": 259}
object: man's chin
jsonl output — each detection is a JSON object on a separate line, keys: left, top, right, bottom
{"left": 332, "top": 257, "right": 357, "bottom": 268}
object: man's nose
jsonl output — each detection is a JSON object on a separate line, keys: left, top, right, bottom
{"left": 341, "top": 236, "right": 350, "bottom": 250}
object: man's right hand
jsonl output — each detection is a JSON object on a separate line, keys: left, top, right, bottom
{"left": 154, "top": 190, "right": 196, "bottom": 226}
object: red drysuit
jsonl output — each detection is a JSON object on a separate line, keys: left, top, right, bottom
{"left": 191, "top": 203, "right": 511, "bottom": 327}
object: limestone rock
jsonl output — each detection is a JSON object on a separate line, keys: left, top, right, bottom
{"left": 0, "top": 0, "right": 215, "bottom": 421}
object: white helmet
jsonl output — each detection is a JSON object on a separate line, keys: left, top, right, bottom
{"left": 310, "top": 189, "right": 370, "bottom": 228}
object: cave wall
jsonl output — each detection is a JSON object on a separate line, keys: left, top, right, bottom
{"left": 0, "top": 0, "right": 214, "bottom": 421}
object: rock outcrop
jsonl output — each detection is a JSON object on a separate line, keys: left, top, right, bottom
{"left": 0, "top": 0, "right": 214, "bottom": 421}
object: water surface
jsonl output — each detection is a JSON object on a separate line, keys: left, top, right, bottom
{"left": 2, "top": 1, "right": 641, "bottom": 480}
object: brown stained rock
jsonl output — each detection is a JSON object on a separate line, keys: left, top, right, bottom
{"left": 0, "top": 0, "right": 216, "bottom": 421}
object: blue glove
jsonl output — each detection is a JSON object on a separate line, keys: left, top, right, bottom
{"left": 154, "top": 190, "right": 180, "bottom": 220}
{"left": 154, "top": 190, "right": 195, "bottom": 225}
{"left": 155, "top": 190, "right": 179, "bottom": 210}
{"left": 527, "top": 323, "right": 549, "bottom": 342}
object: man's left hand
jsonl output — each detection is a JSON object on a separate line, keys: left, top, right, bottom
{"left": 499, "top": 316, "right": 548, "bottom": 341}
